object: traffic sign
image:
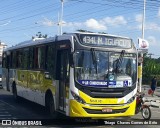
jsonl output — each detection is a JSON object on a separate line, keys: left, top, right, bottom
{"left": 138, "top": 57, "right": 143, "bottom": 63}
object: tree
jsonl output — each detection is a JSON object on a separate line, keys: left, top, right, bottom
{"left": 142, "top": 54, "right": 160, "bottom": 85}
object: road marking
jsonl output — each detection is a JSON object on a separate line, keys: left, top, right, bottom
{"left": 151, "top": 109, "right": 160, "bottom": 113}
{"left": 0, "top": 100, "right": 16, "bottom": 109}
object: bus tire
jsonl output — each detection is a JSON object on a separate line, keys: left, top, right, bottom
{"left": 12, "top": 84, "right": 20, "bottom": 102}
{"left": 46, "top": 93, "right": 57, "bottom": 118}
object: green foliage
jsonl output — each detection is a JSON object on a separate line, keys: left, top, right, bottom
{"left": 157, "top": 81, "right": 160, "bottom": 87}
{"left": 142, "top": 55, "right": 160, "bottom": 86}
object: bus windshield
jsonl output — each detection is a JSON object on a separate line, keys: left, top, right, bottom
{"left": 74, "top": 50, "right": 137, "bottom": 87}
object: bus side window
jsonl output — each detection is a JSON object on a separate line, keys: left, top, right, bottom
{"left": 46, "top": 44, "right": 55, "bottom": 78}
{"left": 34, "top": 46, "right": 45, "bottom": 69}
{"left": 34, "top": 47, "right": 38, "bottom": 69}
{"left": 17, "top": 50, "right": 23, "bottom": 69}
{"left": 22, "top": 48, "right": 29, "bottom": 69}
{"left": 8, "top": 51, "right": 17, "bottom": 69}
{"left": 2, "top": 51, "right": 11, "bottom": 69}
{"left": 9, "top": 52, "right": 12, "bottom": 68}
{"left": 12, "top": 51, "right": 17, "bottom": 68}
{"left": 39, "top": 46, "right": 45, "bottom": 69}
{"left": 29, "top": 47, "right": 34, "bottom": 69}
{"left": 2, "top": 52, "right": 7, "bottom": 68}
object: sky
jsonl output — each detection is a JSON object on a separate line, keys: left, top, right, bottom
{"left": 0, "top": 0, "right": 160, "bottom": 58}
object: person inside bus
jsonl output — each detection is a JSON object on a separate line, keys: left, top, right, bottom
{"left": 97, "top": 52, "right": 108, "bottom": 80}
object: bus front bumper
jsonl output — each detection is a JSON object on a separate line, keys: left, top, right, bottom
{"left": 69, "top": 99, "right": 136, "bottom": 118}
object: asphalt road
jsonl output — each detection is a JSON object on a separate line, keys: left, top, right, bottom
{"left": 0, "top": 87, "right": 159, "bottom": 128}
{"left": 0, "top": 89, "right": 51, "bottom": 120}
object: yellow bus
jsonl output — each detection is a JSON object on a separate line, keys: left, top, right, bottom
{"left": 2, "top": 32, "right": 138, "bottom": 118}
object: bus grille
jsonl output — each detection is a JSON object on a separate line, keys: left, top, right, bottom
{"left": 83, "top": 107, "right": 129, "bottom": 114}
{"left": 76, "top": 82, "right": 136, "bottom": 98}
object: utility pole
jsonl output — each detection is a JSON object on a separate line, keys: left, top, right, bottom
{"left": 60, "top": 0, "right": 64, "bottom": 35}
{"left": 139, "top": 0, "right": 146, "bottom": 92}
{"left": 58, "top": 12, "right": 60, "bottom": 35}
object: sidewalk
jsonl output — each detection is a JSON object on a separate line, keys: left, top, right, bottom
{"left": 0, "top": 88, "right": 12, "bottom": 95}
{"left": 142, "top": 85, "right": 160, "bottom": 97}
{"left": 141, "top": 85, "right": 160, "bottom": 108}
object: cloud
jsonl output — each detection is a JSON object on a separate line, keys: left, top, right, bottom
{"left": 102, "top": 16, "right": 127, "bottom": 26}
{"left": 135, "top": 22, "right": 160, "bottom": 31}
{"left": 134, "top": 13, "right": 160, "bottom": 31}
{"left": 135, "top": 14, "right": 142, "bottom": 23}
{"left": 146, "top": 23, "right": 160, "bottom": 31}
{"left": 66, "top": 16, "right": 127, "bottom": 31}
{"left": 85, "top": 19, "right": 107, "bottom": 31}
{"left": 40, "top": 16, "right": 127, "bottom": 31}
{"left": 42, "top": 18, "right": 54, "bottom": 26}
{"left": 147, "top": 36, "right": 157, "bottom": 46}
{"left": 65, "top": 22, "right": 83, "bottom": 27}
{"left": 0, "top": 21, "right": 11, "bottom": 26}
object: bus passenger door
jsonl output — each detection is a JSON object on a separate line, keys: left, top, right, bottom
{"left": 57, "top": 49, "right": 69, "bottom": 112}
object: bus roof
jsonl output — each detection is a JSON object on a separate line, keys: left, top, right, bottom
{"left": 71, "top": 32, "right": 132, "bottom": 40}
{"left": 4, "top": 32, "right": 133, "bottom": 52}
{"left": 4, "top": 34, "right": 72, "bottom": 52}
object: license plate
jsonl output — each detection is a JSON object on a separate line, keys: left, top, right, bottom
{"left": 102, "top": 108, "right": 112, "bottom": 112}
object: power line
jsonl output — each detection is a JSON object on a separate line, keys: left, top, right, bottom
{"left": 0, "top": 0, "right": 158, "bottom": 39}
{"left": 0, "top": 0, "right": 56, "bottom": 16}
{"left": 69, "top": 0, "right": 160, "bottom": 9}
{"left": 0, "top": 0, "right": 78, "bottom": 23}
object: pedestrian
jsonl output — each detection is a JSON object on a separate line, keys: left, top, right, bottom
{"left": 150, "top": 76, "right": 157, "bottom": 96}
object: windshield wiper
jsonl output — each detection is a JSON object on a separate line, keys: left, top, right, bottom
{"left": 91, "top": 48, "right": 98, "bottom": 74}
{"left": 114, "top": 50, "right": 125, "bottom": 73}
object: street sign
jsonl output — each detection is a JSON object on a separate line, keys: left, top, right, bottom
{"left": 138, "top": 57, "right": 143, "bottom": 63}
{"left": 138, "top": 38, "right": 149, "bottom": 49}
{"left": 137, "top": 49, "right": 148, "bottom": 53}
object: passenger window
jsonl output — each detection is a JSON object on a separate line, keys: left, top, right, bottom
{"left": 46, "top": 44, "right": 55, "bottom": 77}
{"left": 34, "top": 46, "right": 45, "bottom": 69}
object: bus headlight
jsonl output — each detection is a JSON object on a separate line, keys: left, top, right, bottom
{"left": 71, "top": 91, "right": 86, "bottom": 104}
{"left": 127, "top": 96, "right": 135, "bottom": 104}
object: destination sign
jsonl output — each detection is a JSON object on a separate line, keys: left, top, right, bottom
{"left": 78, "top": 80, "right": 131, "bottom": 87}
{"left": 79, "top": 34, "right": 132, "bottom": 48}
